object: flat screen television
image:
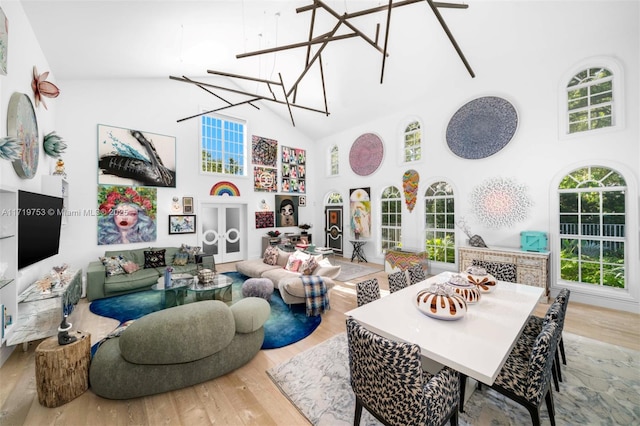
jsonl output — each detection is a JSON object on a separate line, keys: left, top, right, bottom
{"left": 18, "top": 190, "right": 64, "bottom": 270}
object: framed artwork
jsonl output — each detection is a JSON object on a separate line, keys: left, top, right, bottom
{"left": 182, "top": 197, "right": 193, "bottom": 214}
{"left": 275, "top": 194, "right": 299, "bottom": 227}
{"left": 251, "top": 135, "right": 278, "bottom": 167}
{"left": 350, "top": 187, "right": 372, "bottom": 239}
{"left": 98, "top": 124, "right": 176, "bottom": 187}
{"left": 255, "top": 211, "right": 275, "bottom": 229}
{"left": 0, "top": 7, "right": 7, "bottom": 76}
{"left": 281, "top": 146, "right": 306, "bottom": 193}
{"left": 169, "top": 215, "right": 197, "bottom": 234}
{"left": 97, "top": 185, "right": 157, "bottom": 245}
{"left": 8, "top": 93, "right": 39, "bottom": 179}
{"left": 253, "top": 166, "right": 277, "bottom": 192}
{"left": 299, "top": 195, "right": 307, "bottom": 207}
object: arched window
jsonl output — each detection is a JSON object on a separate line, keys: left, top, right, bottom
{"left": 381, "top": 186, "right": 402, "bottom": 250}
{"left": 329, "top": 144, "right": 339, "bottom": 175}
{"left": 403, "top": 121, "right": 421, "bottom": 162}
{"left": 558, "top": 166, "right": 626, "bottom": 288}
{"left": 567, "top": 67, "right": 613, "bottom": 134}
{"left": 424, "top": 181, "right": 455, "bottom": 264}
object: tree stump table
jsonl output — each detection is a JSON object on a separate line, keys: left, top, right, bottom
{"left": 35, "top": 331, "right": 91, "bottom": 408}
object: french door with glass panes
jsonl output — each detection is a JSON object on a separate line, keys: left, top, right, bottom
{"left": 199, "top": 203, "right": 246, "bottom": 264}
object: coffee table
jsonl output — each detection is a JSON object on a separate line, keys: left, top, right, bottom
{"left": 151, "top": 274, "right": 193, "bottom": 307}
{"left": 188, "top": 274, "right": 234, "bottom": 303}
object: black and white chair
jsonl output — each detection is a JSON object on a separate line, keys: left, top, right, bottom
{"left": 388, "top": 271, "right": 409, "bottom": 293}
{"left": 486, "top": 319, "right": 561, "bottom": 426}
{"left": 407, "top": 265, "right": 427, "bottom": 285}
{"left": 346, "top": 317, "right": 460, "bottom": 426}
{"left": 515, "top": 289, "right": 570, "bottom": 390}
{"left": 356, "top": 278, "right": 380, "bottom": 307}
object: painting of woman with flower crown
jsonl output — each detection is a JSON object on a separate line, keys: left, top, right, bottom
{"left": 97, "top": 185, "right": 157, "bottom": 245}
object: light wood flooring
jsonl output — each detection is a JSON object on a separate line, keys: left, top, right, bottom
{"left": 1, "top": 260, "right": 638, "bottom": 425}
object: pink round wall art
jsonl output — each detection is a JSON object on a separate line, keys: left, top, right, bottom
{"left": 349, "top": 133, "right": 384, "bottom": 176}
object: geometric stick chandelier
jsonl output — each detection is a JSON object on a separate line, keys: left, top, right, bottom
{"left": 170, "top": 0, "right": 474, "bottom": 126}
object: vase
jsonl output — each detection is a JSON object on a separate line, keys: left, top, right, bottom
{"left": 415, "top": 283, "right": 467, "bottom": 320}
{"left": 464, "top": 266, "right": 497, "bottom": 293}
{"left": 447, "top": 274, "right": 481, "bottom": 304}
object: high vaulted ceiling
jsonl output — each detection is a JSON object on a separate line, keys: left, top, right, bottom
{"left": 22, "top": 0, "right": 505, "bottom": 139}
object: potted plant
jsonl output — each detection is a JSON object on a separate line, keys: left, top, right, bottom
{"left": 298, "top": 223, "right": 312, "bottom": 235}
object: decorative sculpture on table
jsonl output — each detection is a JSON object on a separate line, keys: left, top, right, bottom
{"left": 58, "top": 314, "right": 77, "bottom": 345}
{"left": 456, "top": 217, "right": 487, "bottom": 248}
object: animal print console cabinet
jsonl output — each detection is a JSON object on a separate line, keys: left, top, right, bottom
{"left": 458, "top": 246, "right": 550, "bottom": 301}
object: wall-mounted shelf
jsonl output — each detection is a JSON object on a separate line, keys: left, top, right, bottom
{"left": 0, "top": 186, "right": 18, "bottom": 346}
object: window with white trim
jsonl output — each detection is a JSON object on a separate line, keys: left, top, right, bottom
{"left": 403, "top": 121, "right": 421, "bottom": 162}
{"left": 381, "top": 186, "right": 402, "bottom": 250}
{"left": 558, "top": 166, "right": 626, "bottom": 289}
{"left": 567, "top": 67, "right": 613, "bottom": 134}
{"left": 200, "top": 114, "right": 246, "bottom": 175}
{"left": 424, "top": 181, "right": 455, "bottom": 264}
{"left": 330, "top": 144, "right": 339, "bottom": 175}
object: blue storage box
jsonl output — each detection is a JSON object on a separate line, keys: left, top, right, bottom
{"left": 520, "top": 231, "right": 548, "bottom": 252}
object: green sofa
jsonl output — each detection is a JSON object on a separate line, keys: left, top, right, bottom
{"left": 86, "top": 246, "right": 201, "bottom": 301}
{"left": 90, "top": 297, "right": 270, "bottom": 399}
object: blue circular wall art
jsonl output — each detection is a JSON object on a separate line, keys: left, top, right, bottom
{"left": 446, "top": 96, "right": 518, "bottom": 160}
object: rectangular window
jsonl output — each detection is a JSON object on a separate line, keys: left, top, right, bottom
{"left": 201, "top": 114, "right": 246, "bottom": 175}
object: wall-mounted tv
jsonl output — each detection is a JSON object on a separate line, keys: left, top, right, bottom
{"left": 18, "top": 190, "right": 64, "bottom": 270}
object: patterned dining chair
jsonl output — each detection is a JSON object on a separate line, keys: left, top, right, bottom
{"left": 407, "top": 265, "right": 427, "bottom": 285}
{"left": 487, "top": 319, "right": 560, "bottom": 426}
{"left": 388, "top": 271, "right": 409, "bottom": 293}
{"left": 516, "top": 289, "right": 570, "bottom": 391}
{"left": 356, "top": 278, "right": 380, "bottom": 307}
{"left": 346, "top": 317, "right": 460, "bottom": 426}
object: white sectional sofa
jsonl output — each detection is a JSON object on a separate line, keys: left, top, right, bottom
{"left": 235, "top": 247, "right": 341, "bottom": 304}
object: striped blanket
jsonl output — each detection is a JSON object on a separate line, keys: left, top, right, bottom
{"left": 301, "top": 275, "right": 330, "bottom": 316}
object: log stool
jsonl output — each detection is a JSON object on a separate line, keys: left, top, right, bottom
{"left": 35, "top": 331, "right": 91, "bottom": 408}
{"left": 242, "top": 278, "right": 274, "bottom": 301}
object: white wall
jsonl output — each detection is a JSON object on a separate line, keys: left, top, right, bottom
{"left": 315, "top": 1, "right": 640, "bottom": 313}
{"left": 54, "top": 77, "right": 317, "bottom": 270}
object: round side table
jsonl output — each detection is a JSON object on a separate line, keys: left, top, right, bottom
{"left": 35, "top": 330, "right": 90, "bottom": 407}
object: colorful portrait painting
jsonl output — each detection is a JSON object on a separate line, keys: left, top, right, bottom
{"left": 275, "top": 195, "right": 299, "bottom": 227}
{"left": 97, "top": 185, "right": 157, "bottom": 245}
{"left": 350, "top": 187, "right": 371, "bottom": 238}
{"left": 98, "top": 124, "right": 176, "bottom": 187}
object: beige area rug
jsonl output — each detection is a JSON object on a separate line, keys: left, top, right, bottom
{"left": 266, "top": 332, "right": 640, "bottom": 426}
{"left": 332, "top": 259, "right": 382, "bottom": 282}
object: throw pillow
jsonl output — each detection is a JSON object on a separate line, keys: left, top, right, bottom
{"left": 100, "top": 256, "right": 125, "bottom": 276}
{"left": 263, "top": 246, "right": 279, "bottom": 266}
{"left": 180, "top": 244, "right": 200, "bottom": 263}
{"left": 120, "top": 260, "right": 140, "bottom": 274}
{"left": 300, "top": 257, "right": 319, "bottom": 275}
{"left": 144, "top": 249, "right": 166, "bottom": 268}
{"left": 172, "top": 251, "right": 189, "bottom": 266}
{"left": 285, "top": 258, "right": 303, "bottom": 272}
{"left": 277, "top": 248, "right": 291, "bottom": 267}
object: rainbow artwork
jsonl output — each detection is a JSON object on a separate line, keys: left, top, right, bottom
{"left": 403, "top": 169, "right": 419, "bottom": 212}
{"left": 210, "top": 181, "right": 240, "bottom": 197}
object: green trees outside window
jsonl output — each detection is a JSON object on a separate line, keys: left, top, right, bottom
{"left": 424, "top": 181, "right": 455, "bottom": 264}
{"left": 558, "top": 166, "right": 625, "bottom": 289}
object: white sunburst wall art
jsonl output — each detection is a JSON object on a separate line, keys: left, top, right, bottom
{"left": 470, "top": 177, "right": 533, "bottom": 229}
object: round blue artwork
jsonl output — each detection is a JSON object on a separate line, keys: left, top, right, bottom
{"left": 446, "top": 96, "right": 518, "bottom": 159}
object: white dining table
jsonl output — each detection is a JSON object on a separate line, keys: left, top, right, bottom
{"left": 345, "top": 271, "right": 543, "bottom": 410}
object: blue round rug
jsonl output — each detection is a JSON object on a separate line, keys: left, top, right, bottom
{"left": 89, "top": 271, "right": 321, "bottom": 350}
